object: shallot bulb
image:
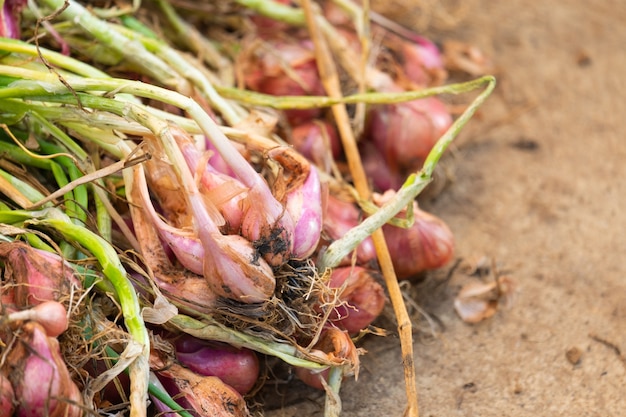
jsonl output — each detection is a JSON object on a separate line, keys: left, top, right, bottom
{"left": 364, "top": 87, "right": 452, "bottom": 185}
{"left": 375, "top": 192, "right": 455, "bottom": 279}
{"left": 289, "top": 120, "right": 342, "bottom": 173}
{"left": 171, "top": 127, "right": 248, "bottom": 232}
{"left": 294, "top": 327, "right": 360, "bottom": 390}
{"left": 394, "top": 33, "right": 447, "bottom": 86}
{"left": 326, "top": 266, "right": 386, "bottom": 334}
{"left": 0, "top": 0, "right": 26, "bottom": 39}
{"left": 3, "top": 322, "right": 83, "bottom": 417}
{"left": 0, "top": 372, "right": 15, "bottom": 417}
{"left": 285, "top": 166, "right": 323, "bottom": 259}
{"left": 6, "top": 300, "right": 69, "bottom": 338}
{"left": 321, "top": 195, "right": 377, "bottom": 266}
{"left": 135, "top": 163, "right": 276, "bottom": 303}
{"left": 175, "top": 335, "right": 260, "bottom": 395}
{"left": 241, "top": 38, "right": 325, "bottom": 124}
{"left": 0, "top": 241, "right": 82, "bottom": 307}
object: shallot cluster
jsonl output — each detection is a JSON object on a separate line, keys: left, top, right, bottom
{"left": 0, "top": 0, "right": 482, "bottom": 415}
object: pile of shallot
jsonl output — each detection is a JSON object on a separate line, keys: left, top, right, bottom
{"left": 0, "top": 1, "right": 494, "bottom": 416}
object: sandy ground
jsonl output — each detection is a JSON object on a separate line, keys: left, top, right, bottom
{"left": 265, "top": 0, "right": 626, "bottom": 415}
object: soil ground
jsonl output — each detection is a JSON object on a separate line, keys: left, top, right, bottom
{"left": 266, "top": 0, "right": 626, "bottom": 415}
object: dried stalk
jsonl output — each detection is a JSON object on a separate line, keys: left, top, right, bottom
{"left": 300, "top": 2, "right": 419, "bottom": 416}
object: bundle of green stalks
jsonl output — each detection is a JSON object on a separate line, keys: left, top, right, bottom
{"left": 0, "top": 1, "right": 494, "bottom": 416}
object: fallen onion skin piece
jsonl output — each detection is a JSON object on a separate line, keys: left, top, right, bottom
{"left": 3, "top": 321, "right": 83, "bottom": 417}
{"left": 381, "top": 203, "right": 455, "bottom": 279}
{"left": 156, "top": 362, "right": 251, "bottom": 417}
{"left": 285, "top": 165, "right": 323, "bottom": 259}
{"left": 0, "top": 372, "right": 15, "bottom": 417}
{"left": 174, "top": 335, "right": 260, "bottom": 395}
{"left": 0, "top": 241, "right": 82, "bottom": 307}
{"left": 327, "top": 266, "right": 386, "bottom": 334}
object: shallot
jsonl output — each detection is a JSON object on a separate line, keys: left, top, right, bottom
{"left": 0, "top": 241, "right": 82, "bottom": 307}
{"left": 3, "top": 321, "right": 83, "bottom": 417}
{"left": 326, "top": 266, "right": 386, "bottom": 334}
{"left": 175, "top": 335, "right": 260, "bottom": 395}
{"left": 285, "top": 165, "right": 323, "bottom": 259}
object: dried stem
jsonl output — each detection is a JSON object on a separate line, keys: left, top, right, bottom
{"left": 300, "top": 2, "right": 419, "bottom": 416}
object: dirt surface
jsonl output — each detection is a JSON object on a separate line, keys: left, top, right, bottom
{"left": 265, "top": 0, "right": 626, "bottom": 415}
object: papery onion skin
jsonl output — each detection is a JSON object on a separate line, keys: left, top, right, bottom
{"left": 174, "top": 335, "right": 260, "bottom": 395}
{"left": 327, "top": 266, "right": 386, "bottom": 334}
{"left": 156, "top": 363, "right": 251, "bottom": 417}
{"left": 4, "top": 322, "right": 83, "bottom": 417}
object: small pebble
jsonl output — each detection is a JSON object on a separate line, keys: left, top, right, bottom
{"left": 565, "top": 346, "right": 582, "bottom": 365}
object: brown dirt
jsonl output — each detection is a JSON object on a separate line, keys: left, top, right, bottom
{"left": 265, "top": 0, "right": 626, "bottom": 415}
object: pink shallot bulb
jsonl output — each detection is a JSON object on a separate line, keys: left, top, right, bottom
{"left": 3, "top": 322, "right": 83, "bottom": 417}
{"left": 321, "top": 195, "right": 377, "bottom": 266}
{"left": 379, "top": 196, "right": 455, "bottom": 279}
{"left": 136, "top": 162, "right": 276, "bottom": 303}
{"left": 0, "top": 372, "right": 15, "bottom": 417}
{"left": 171, "top": 127, "right": 248, "bottom": 232}
{"left": 175, "top": 335, "right": 260, "bottom": 395}
{"left": 0, "top": 241, "right": 82, "bottom": 307}
{"left": 285, "top": 166, "right": 323, "bottom": 259}
{"left": 294, "top": 327, "right": 359, "bottom": 390}
{"left": 289, "top": 120, "right": 342, "bottom": 173}
{"left": 326, "top": 266, "right": 386, "bottom": 334}
{"left": 397, "top": 34, "right": 447, "bottom": 86}
{"left": 242, "top": 38, "right": 325, "bottom": 124}
{"left": 365, "top": 93, "right": 452, "bottom": 180}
